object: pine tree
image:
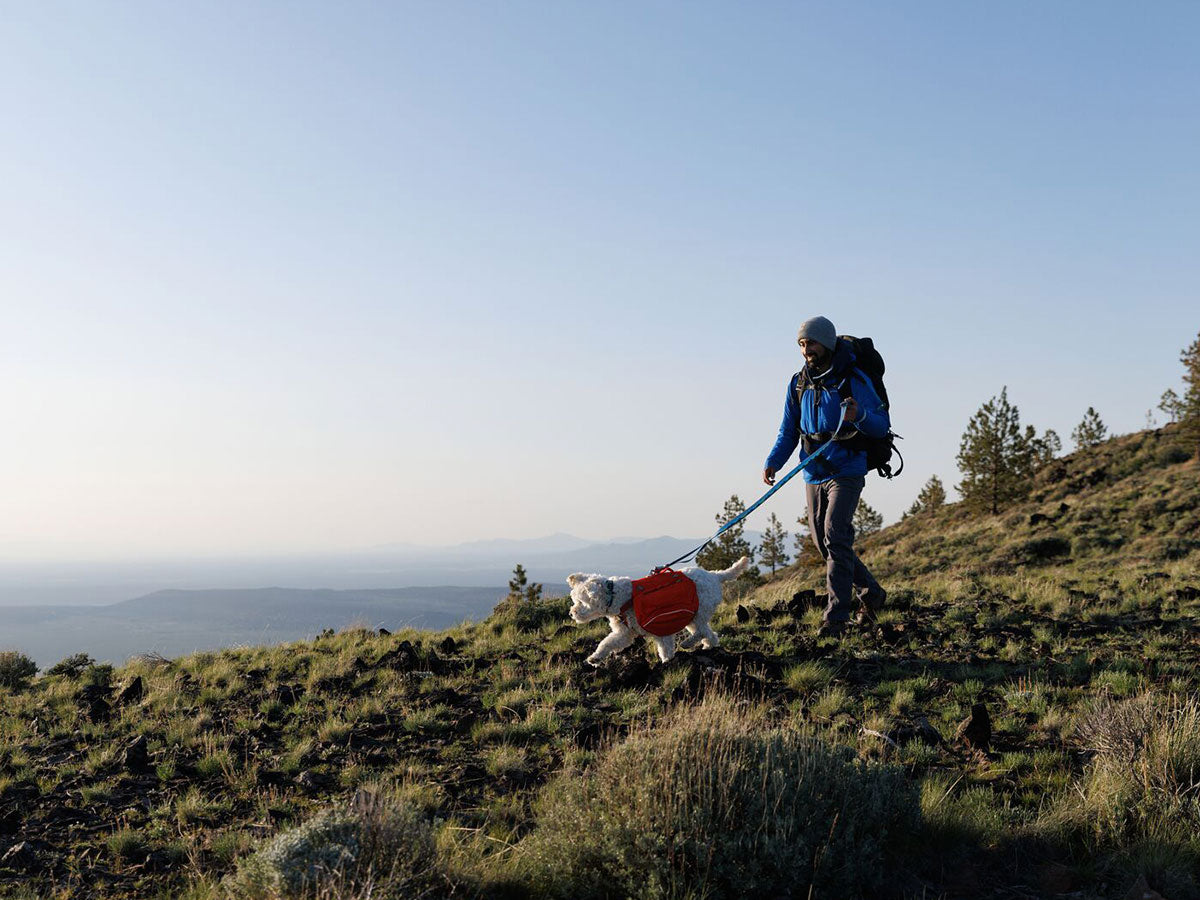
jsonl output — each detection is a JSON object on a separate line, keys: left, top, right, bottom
{"left": 1180, "top": 331, "right": 1200, "bottom": 457}
{"left": 793, "top": 516, "right": 808, "bottom": 556}
{"left": 906, "top": 475, "right": 947, "bottom": 517}
{"left": 1071, "top": 407, "right": 1108, "bottom": 450}
{"left": 758, "top": 513, "right": 790, "bottom": 575}
{"left": 956, "top": 387, "right": 1033, "bottom": 515}
{"left": 792, "top": 516, "right": 821, "bottom": 566}
{"left": 507, "top": 564, "right": 541, "bottom": 602}
{"left": 697, "top": 495, "right": 758, "bottom": 576}
{"left": 1159, "top": 388, "right": 1183, "bottom": 424}
{"left": 853, "top": 500, "right": 883, "bottom": 536}
{"left": 1028, "top": 427, "right": 1061, "bottom": 468}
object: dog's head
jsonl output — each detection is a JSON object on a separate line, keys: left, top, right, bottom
{"left": 566, "top": 572, "right": 610, "bottom": 623}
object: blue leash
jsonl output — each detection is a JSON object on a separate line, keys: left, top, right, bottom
{"left": 662, "top": 403, "right": 850, "bottom": 569}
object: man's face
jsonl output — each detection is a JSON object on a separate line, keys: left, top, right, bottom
{"left": 798, "top": 338, "right": 831, "bottom": 370}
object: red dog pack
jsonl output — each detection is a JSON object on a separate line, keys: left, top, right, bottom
{"left": 621, "top": 568, "right": 698, "bottom": 636}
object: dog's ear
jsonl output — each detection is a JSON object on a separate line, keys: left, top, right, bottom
{"left": 567, "top": 573, "right": 586, "bottom": 587}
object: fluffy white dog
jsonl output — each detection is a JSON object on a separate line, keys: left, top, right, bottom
{"left": 567, "top": 556, "right": 751, "bottom": 665}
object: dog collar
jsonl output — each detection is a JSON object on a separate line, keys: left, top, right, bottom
{"left": 604, "top": 579, "right": 615, "bottom": 612}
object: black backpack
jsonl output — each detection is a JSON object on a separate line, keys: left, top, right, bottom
{"left": 796, "top": 335, "right": 903, "bottom": 479}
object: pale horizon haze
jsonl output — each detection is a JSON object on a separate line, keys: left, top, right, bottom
{"left": 2, "top": 2, "right": 1197, "bottom": 562}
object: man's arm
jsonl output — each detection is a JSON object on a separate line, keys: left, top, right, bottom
{"left": 847, "top": 373, "right": 890, "bottom": 438}
{"left": 764, "top": 375, "right": 801, "bottom": 482}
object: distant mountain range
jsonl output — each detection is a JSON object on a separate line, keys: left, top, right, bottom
{"left": 0, "top": 532, "right": 763, "bottom": 667}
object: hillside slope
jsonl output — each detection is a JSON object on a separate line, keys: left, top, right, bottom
{"left": 0, "top": 427, "right": 1197, "bottom": 900}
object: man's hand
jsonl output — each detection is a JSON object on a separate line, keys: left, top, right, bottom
{"left": 763, "top": 467, "right": 776, "bottom": 486}
{"left": 842, "top": 397, "right": 859, "bottom": 425}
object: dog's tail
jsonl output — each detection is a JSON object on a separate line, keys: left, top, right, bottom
{"left": 713, "top": 556, "right": 752, "bottom": 583}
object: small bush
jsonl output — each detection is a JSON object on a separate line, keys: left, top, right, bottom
{"left": 0, "top": 651, "right": 38, "bottom": 690}
{"left": 230, "top": 788, "right": 440, "bottom": 899}
{"left": 1048, "top": 692, "right": 1200, "bottom": 874}
{"left": 1156, "top": 444, "right": 1193, "bottom": 466}
{"left": 516, "top": 693, "right": 919, "bottom": 899}
{"left": 46, "top": 652, "right": 95, "bottom": 678}
{"left": 490, "top": 594, "right": 571, "bottom": 633}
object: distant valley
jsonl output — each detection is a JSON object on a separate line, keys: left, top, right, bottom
{"left": 0, "top": 533, "right": 751, "bottom": 667}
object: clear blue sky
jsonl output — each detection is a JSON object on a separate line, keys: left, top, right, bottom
{"left": 2, "top": 2, "right": 1196, "bottom": 559}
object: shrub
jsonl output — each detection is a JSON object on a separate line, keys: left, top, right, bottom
{"left": 490, "top": 594, "right": 571, "bottom": 633}
{"left": 0, "top": 651, "right": 38, "bottom": 690}
{"left": 516, "top": 693, "right": 919, "bottom": 899}
{"left": 1048, "top": 693, "right": 1200, "bottom": 864}
{"left": 46, "top": 652, "right": 95, "bottom": 678}
{"left": 230, "top": 788, "right": 440, "bottom": 899}
{"left": 1157, "top": 444, "right": 1193, "bottom": 466}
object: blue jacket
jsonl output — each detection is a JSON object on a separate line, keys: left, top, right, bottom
{"left": 765, "top": 339, "right": 890, "bottom": 484}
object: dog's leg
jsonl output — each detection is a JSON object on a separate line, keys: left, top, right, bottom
{"left": 652, "top": 634, "right": 676, "bottom": 663}
{"left": 697, "top": 621, "right": 720, "bottom": 649}
{"left": 587, "top": 625, "right": 636, "bottom": 666}
{"left": 678, "top": 625, "right": 702, "bottom": 650}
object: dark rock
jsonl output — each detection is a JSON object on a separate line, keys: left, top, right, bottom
{"left": 789, "top": 589, "right": 820, "bottom": 613}
{"left": 294, "top": 770, "right": 329, "bottom": 792}
{"left": 378, "top": 627, "right": 391, "bottom": 636}
{"left": 377, "top": 640, "right": 420, "bottom": 672}
{"left": 424, "top": 648, "right": 442, "bottom": 673}
{"left": 1028, "top": 513, "right": 1051, "bottom": 526}
{"left": 1173, "top": 585, "right": 1200, "bottom": 602}
{"left": 892, "top": 716, "right": 946, "bottom": 747}
{"left": 1, "top": 841, "right": 38, "bottom": 871}
{"left": 599, "top": 654, "right": 656, "bottom": 689}
{"left": 735, "top": 605, "right": 750, "bottom": 623}
{"left": 122, "top": 735, "right": 150, "bottom": 772}
{"left": 751, "top": 606, "right": 774, "bottom": 624}
{"left": 439, "top": 636, "right": 457, "bottom": 654}
{"left": 271, "top": 684, "right": 303, "bottom": 706}
{"left": 77, "top": 683, "right": 112, "bottom": 704}
{"left": 0, "top": 805, "right": 18, "bottom": 836}
{"left": 87, "top": 698, "right": 111, "bottom": 723}
{"left": 116, "top": 676, "right": 143, "bottom": 706}
{"left": 173, "top": 672, "right": 197, "bottom": 694}
{"left": 1057, "top": 502, "right": 1070, "bottom": 515}
{"left": 955, "top": 703, "right": 992, "bottom": 752}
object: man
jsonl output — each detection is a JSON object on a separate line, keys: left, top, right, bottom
{"left": 762, "top": 316, "right": 888, "bottom": 638}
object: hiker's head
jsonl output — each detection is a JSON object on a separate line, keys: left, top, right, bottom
{"left": 797, "top": 316, "right": 836, "bottom": 368}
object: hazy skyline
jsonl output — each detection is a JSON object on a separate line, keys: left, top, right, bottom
{"left": 2, "top": 3, "right": 1196, "bottom": 560}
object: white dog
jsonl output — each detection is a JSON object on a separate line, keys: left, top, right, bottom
{"left": 567, "top": 556, "right": 751, "bottom": 665}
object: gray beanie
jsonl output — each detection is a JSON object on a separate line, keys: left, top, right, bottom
{"left": 796, "top": 316, "right": 837, "bottom": 351}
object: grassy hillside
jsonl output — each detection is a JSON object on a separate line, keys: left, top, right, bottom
{"left": 0, "top": 426, "right": 1197, "bottom": 899}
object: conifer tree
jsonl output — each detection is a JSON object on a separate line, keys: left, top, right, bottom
{"left": 1071, "top": 407, "right": 1108, "bottom": 450}
{"left": 1159, "top": 388, "right": 1182, "bottom": 424}
{"left": 906, "top": 475, "right": 947, "bottom": 517}
{"left": 1028, "top": 428, "right": 1061, "bottom": 468}
{"left": 853, "top": 501, "right": 883, "bottom": 536}
{"left": 793, "top": 516, "right": 810, "bottom": 557}
{"left": 507, "top": 564, "right": 542, "bottom": 602}
{"left": 1180, "top": 331, "right": 1200, "bottom": 457}
{"left": 697, "top": 495, "right": 758, "bottom": 575}
{"left": 956, "top": 387, "right": 1033, "bottom": 515}
{"left": 792, "top": 516, "right": 822, "bottom": 567}
{"left": 758, "top": 513, "right": 790, "bottom": 575}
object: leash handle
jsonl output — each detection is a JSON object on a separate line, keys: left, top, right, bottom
{"left": 662, "top": 404, "right": 849, "bottom": 569}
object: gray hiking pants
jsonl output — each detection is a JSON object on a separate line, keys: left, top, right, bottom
{"left": 806, "top": 476, "right": 885, "bottom": 624}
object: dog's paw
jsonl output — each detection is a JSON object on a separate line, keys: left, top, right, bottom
{"left": 585, "top": 654, "right": 603, "bottom": 667}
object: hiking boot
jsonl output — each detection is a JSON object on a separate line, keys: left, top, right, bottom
{"left": 816, "top": 619, "right": 846, "bottom": 640}
{"left": 855, "top": 589, "right": 887, "bottom": 626}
